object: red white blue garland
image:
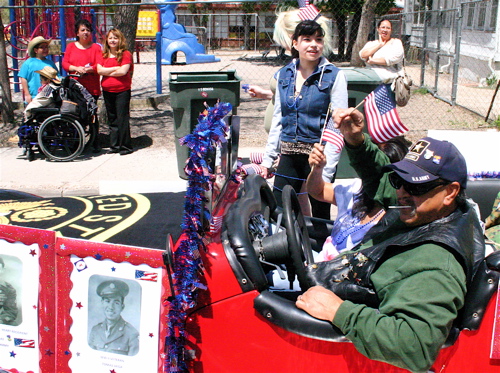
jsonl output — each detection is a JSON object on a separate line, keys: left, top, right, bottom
{"left": 166, "top": 102, "right": 232, "bottom": 372}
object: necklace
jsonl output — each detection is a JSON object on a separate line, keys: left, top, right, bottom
{"left": 334, "top": 208, "right": 385, "bottom": 245}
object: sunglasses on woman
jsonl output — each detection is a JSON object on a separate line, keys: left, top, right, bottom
{"left": 388, "top": 172, "right": 450, "bottom": 196}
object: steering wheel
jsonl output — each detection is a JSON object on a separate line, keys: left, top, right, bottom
{"left": 282, "top": 185, "right": 314, "bottom": 291}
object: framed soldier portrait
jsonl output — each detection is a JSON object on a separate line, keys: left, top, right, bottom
{"left": 56, "top": 237, "right": 171, "bottom": 373}
{"left": 0, "top": 225, "right": 57, "bottom": 373}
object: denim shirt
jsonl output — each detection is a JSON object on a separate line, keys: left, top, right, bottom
{"left": 262, "top": 57, "right": 348, "bottom": 181}
{"left": 278, "top": 58, "right": 340, "bottom": 143}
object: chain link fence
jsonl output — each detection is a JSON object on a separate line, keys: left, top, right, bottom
{"left": 4, "top": 1, "right": 499, "bottom": 145}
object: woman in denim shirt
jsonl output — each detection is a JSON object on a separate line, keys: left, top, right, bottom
{"left": 261, "top": 20, "right": 348, "bottom": 219}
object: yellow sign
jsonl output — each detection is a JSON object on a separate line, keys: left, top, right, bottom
{"left": 137, "top": 10, "right": 159, "bottom": 37}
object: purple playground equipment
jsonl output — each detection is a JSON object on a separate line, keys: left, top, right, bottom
{"left": 155, "top": 0, "right": 219, "bottom": 65}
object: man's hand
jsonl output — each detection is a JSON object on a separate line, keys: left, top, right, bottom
{"left": 308, "top": 143, "right": 327, "bottom": 169}
{"left": 296, "top": 286, "right": 344, "bottom": 322}
{"left": 333, "top": 108, "right": 365, "bottom": 147}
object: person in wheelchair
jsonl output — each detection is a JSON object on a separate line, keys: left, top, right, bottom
{"left": 23, "top": 66, "right": 61, "bottom": 121}
{"left": 296, "top": 108, "right": 485, "bottom": 372}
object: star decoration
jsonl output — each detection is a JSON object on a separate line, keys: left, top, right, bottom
{"left": 65, "top": 350, "right": 71, "bottom": 355}
{"left": 110, "top": 370, "right": 116, "bottom": 373}
{"left": 149, "top": 333, "right": 154, "bottom": 337}
{"left": 125, "top": 252, "right": 132, "bottom": 258}
{"left": 43, "top": 243, "right": 49, "bottom": 249}
{"left": 45, "top": 349, "right": 54, "bottom": 356}
{"left": 29, "top": 249, "right": 37, "bottom": 257}
{"left": 76, "top": 352, "right": 81, "bottom": 357}
{"left": 60, "top": 243, "right": 66, "bottom": 250}
{"left": 76, "top": 302, "right": 83, "bottom": 309}
{"left": 111, "top": 267, "right": 116, "bottom": 272}
{"left": 44, "top": 326, "right": 50, "bottom": 331}
{"left": 33, "top": 305, "right": 37, "bottom": 309}
{"left": 10, "top": 351, "right": 16, "bottom": 357}
{"left": 95, "top": 253, "right": 102, "bottom": 260}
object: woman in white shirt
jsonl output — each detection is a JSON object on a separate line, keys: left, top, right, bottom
{"left": 359, "top": 19, "right": 404, "bottom": 84}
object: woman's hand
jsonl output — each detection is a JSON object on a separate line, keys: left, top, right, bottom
{"left": 73, "top": 66, "right": 87, "bottom": 75}
{"left": 261, "top": 167, "right": 274, "bottom": 179}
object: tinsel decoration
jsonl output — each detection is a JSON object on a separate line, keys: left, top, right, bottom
{"left": 166, "top": 102, "right": 232, "bottom": 372}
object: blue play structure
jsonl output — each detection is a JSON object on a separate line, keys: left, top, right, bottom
{"left": 155, "top": 0, "right": 219, "bottom": 65}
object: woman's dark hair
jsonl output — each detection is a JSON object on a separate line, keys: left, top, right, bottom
{"left": 291, "top": 20, "right": 324, "bottom": 58}
{"left": 74, "top": 19, "right": 93, "bottom": 40}
{"left": 352, "top": 136, "right": 411, "bottom": 219}
{"left": 377, "top": 18, "right": 393, "bottom": 28}
{"left": 377, "top": 136, "right": 411, "bottom": 163}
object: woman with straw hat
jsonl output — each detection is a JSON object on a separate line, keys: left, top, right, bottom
{"left": 19, "top": 36, "right": 59, "bottom": 103}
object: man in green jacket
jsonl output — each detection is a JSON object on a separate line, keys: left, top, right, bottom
{"left": 297, "top": 108, "right": 484, "bottom": 372}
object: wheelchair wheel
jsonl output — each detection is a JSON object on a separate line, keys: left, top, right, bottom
{"left": 38, "top": 115, "right": 85, "bottom": 161}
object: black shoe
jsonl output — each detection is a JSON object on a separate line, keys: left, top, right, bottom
{"left": 92, "top": 146, "right": 102, "bottom": 154}
{"left": 119, "top": 149, "right": 134, "bottom": 156}
{"left": 109, "top": 148, "right": 120, "bottom": 154}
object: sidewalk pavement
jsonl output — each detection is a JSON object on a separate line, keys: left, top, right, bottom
{"left": 0, "top": 145, "right": 260, "bottom": 198}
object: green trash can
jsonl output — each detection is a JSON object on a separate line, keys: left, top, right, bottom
{"left": 169, "top": 70, "right": 241, "bottom": 179}
{"left": 334, "top": 67, "right": 382, "bottom": 179}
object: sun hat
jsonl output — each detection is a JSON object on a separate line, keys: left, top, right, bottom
{"left": 27, "top": 36, "right": 51, "bottom": 58}
{"left": 35, "top": 66, "right": 61, "bottom": 84}
{"left": 383, "top": 137, "right": 468, "bottom": 189}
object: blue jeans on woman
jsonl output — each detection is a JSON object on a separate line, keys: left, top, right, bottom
{"left": 103, "top": 89, "right": 132, "bottom": 154}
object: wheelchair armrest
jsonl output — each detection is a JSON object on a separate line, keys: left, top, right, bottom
{"left": 459, "top": 251, "right": 500, "bottom": 331}
{"left": 254, "top": 290, "right": 348, "bottom": 342}
{"left": 31, "top": 108, "right": 59, "bottom": 114}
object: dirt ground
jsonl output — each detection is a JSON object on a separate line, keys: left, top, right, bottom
{"left": 1, "top": 87, "right": 495, "bottom": 151}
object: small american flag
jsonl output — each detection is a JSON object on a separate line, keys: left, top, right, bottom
{"left": 209, "top": 215, "right": 223, "bottom": 233}
{"left": 298, "top": 4, "right": 320, "bottom": 21}
{"left": 321, "top": 116, "right": 344, "bottom": 153}
{"left": 363, "top": 84, "right": 408, "bottom": 144}
{"left": 135, "top": 270, "right": 158, "bottom": 282}
{"left": 14, "top": 338, "right": 35, "bottom": 348}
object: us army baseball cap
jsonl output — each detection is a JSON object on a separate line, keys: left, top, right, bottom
{"left": 384, "top": 137, "right": 467, "bottom": 188}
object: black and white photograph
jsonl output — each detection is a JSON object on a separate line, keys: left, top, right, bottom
{"left": 0, "top": 254, "right": 22, "bottom": 326}
{"left": 87, "top": 275, "right": 141, "bottom": 356}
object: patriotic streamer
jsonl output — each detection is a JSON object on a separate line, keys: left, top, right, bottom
{"left": 166, "top": 102, "right": 232, "bottom": 372}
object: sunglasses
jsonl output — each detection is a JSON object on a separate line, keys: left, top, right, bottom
{"left": 388, "top": 172, "right": 450, "bottom": 196}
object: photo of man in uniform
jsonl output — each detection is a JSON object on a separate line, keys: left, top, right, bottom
{"left": 0, "top": 256, "right": 18, "bottom": 326}
{"left": 88, "top": 279, "right": 139, "bottom": 356}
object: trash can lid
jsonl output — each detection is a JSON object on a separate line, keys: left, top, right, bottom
{"left": 340, "top": 67, "right": 382, "bottom": 85}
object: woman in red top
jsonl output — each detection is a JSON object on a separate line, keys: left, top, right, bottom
{"left": 97, "top": 29, "right": 134, "bottom": 155}
{"left": 62, "top": 19, "right": 102, "bottom": 153}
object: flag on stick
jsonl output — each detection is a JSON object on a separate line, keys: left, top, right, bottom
{"left": 321, "top": 116, "right": 344, "bottom": 153}
{"left": 363, "top": 84, "right": 408, "bottom": 144}
{"left": 298, "top": 4, "right": 320, "bottom": 21}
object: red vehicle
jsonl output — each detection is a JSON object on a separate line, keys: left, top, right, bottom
{"left": 0, "top": 107, "right": 499, "bottom": 373}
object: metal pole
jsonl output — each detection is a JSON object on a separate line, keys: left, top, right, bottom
{"left": 420, "top": 7, "right": 428, "bottom": 87}
{"left": 9, "top": 0, "right": 20, "bottom": 93}
{"left": 434, "top": 10, "right": 442, "bottom": 95}
{"left": 59, "top": 0, "right": 66, "bottom": 76}
{"left": 156, "top": 31, "right": 162, "bottom": 94}
{"left": 451, "top": 4, "right": 463, "bottom": 105}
